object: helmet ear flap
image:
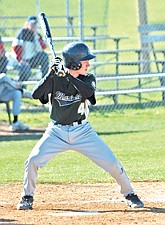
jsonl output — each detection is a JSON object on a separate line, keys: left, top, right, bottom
{"left": 62, "top": 42, "right": 95, "bottom": 70}
{"left": 70, "top": 62, "right": 82, "bottom": 70}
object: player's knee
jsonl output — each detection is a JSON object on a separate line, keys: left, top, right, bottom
{"left": 13, "top": 89, "right": 22, "bottom": 100}
{"left": 107, "top": 159, "right": 124, "bottom": 176}
{"left": 24, "top": 155, "right": 40, "bottom": 169}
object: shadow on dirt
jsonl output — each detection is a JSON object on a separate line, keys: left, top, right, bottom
{"left": 46, "top": 206, "right": 165, "bottom": 214}
{"left": 0, "top": 128, "right": 44, "bottom": 142}
{"left": 0, "top": 218, "right": 33, "bottom": 225}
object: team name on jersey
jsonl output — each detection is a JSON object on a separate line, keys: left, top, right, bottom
{"left": 54, "top": 91, "right": 82, "bottom": 106}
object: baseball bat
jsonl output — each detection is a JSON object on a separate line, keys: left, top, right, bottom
{"left": 38, "top": 12, "right": 65, "bottom": 76}
{"left": 38, "top": 12, "right": 56, "bottom": 58}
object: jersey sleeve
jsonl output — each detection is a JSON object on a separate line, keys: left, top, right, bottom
{"left": 38, "top": 33, "right": 47, "bottom": 50}
{"left": 0, "top": 38, "right": 8, "bottom": 73}
{"left": 12, "top": 45, "right": 23, "bottom": 61}
{"left": 0, "top": 73, "right": 17, "bottom": 90}
{"left": 32, "top": 70, "right": 53, "bottom": 104}
{"left": 67, "top": 73, "right": 96, "bottom": 105}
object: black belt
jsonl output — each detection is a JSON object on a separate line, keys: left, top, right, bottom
{"left": 70, "top": 119, "right": 84, "bottom": 126}
{"left": 54, "top": 119, "right": 86, "bottom": 126}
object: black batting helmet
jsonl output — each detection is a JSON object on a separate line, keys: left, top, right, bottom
{"left": 62, "top": 42, "right": 96, "bottom": 70}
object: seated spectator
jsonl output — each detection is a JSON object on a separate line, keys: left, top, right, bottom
{"left": 11, "top": 16, "right": 49, "bottom": 81}
{"left": 0, "top": 73, "right": 32, "bottom": 131}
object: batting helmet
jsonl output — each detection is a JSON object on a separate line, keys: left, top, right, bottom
{"left": 62, "top": 42, "right": 96, "bottom": 70}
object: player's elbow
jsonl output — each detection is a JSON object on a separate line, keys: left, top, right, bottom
{"left": 88, "top": 94, "right": 96, "bottom": 105}
{"left": 31, "top": 89, "right": 39, "bottom": 99}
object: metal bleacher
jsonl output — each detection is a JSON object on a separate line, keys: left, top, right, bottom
{"left": 1, "top": 16, "right": 165, "bottom": 108}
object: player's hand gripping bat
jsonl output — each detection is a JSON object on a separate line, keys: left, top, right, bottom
{"left": 38, "top": 12, "right": 66, "bottom": 77}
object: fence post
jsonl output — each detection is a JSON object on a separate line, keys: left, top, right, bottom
{"left": 161, "top": 63, "right": 165, "bottom": 103}
{"left": 137, "top": 50, "right": 142, "bottom": 103}
{"left": 137, "top": 0, "right": 151, "bottom": 73}
{"left": 114, "top": 38, "right": 120, "bottom": 104}
{"left": 36, "top": 0, "right": 40, "bottom": 15}
{"left": 79, "top": 0, "right": 84, "bottom": 42}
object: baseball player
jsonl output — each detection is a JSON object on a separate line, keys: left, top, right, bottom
{"left": 17, "top": 42, "right": 144, "bottom": 210}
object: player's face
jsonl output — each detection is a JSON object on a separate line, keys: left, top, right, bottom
{"left": 79, "top": 60, "right": 90, "bottom": 75}
{"left": 29, "top": 23, "right": 38, "bottom": 31}
{"left": 69, "top": 60, "right": 90, "bottom": 77}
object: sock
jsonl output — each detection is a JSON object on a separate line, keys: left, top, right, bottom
{"left": 13, "top": 115, "right": 18, "bottom": 123}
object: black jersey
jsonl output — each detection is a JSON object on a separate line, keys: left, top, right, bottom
{"left": 32, "top": 72, "right": 96, "bottom": 125}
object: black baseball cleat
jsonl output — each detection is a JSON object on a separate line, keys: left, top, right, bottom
{"left": 17, "top": 195, "right": 33, "bottom": 210}
{"left": 125, "top": 193, "right": 144, "bottom": 208}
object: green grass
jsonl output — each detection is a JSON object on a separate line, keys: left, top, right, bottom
{"left": 0, "top": 107, "right": 165, "bottom": 184}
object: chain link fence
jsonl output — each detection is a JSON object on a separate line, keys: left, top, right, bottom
{"left": 0, "top": 0, "right": 165, "bottom": 115}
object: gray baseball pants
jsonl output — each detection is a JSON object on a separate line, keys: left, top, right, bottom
{"left": 22, "top": 121, "right": 134, "bottom": 197}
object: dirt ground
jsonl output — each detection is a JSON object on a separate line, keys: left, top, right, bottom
{"left": 0, "top": 121, "right": 44, "bottom": 140}
{"left": 0, "top": 182, "right": 165, "bottom": 225}
{"left": 0, "top": 122, "right": 165, "bottom": 225}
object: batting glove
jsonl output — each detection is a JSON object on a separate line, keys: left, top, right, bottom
{"left": 50, "top": 57, "right": 63, "bottom": 73}
{"left": 57, "top": 65, "right": 69, "bottom": 77}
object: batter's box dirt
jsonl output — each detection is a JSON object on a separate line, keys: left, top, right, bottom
{"left": 0, "top": 182, "right": 165, "bottom": 224}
